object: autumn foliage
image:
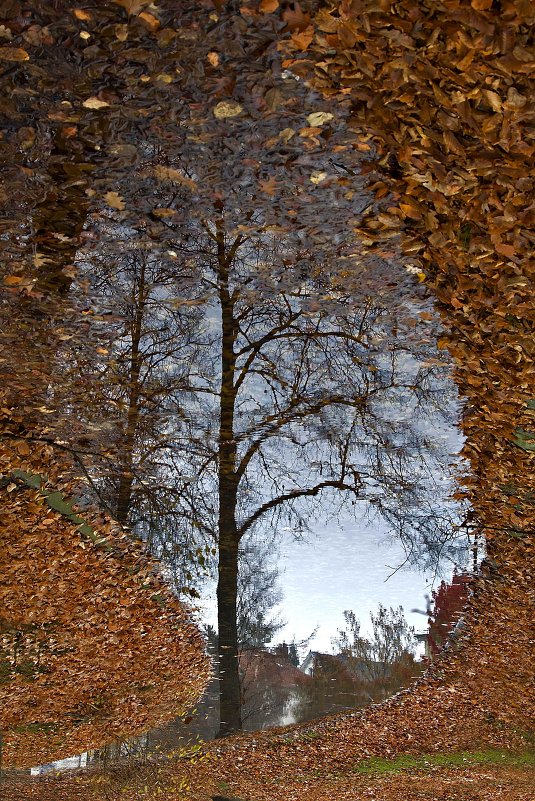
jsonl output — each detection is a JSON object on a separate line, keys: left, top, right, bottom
{"left": 0, "top": 0, "right": 534, "bottom": 796}
{"left": 276, "top": 0, "right": 534, "bottom": 731}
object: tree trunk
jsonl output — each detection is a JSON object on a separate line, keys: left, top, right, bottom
{"left": 115, "top": 261, "right": 146, "bottom": 524}
{"left": 216, "top": 525, "right": 241, "bottom": 736}
{"left": 215, "top": 216, "right": 242, "bottom": 736}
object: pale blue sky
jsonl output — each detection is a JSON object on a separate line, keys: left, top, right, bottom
{"left": 198, "top": 507, "right": 461, "bottom": 659}
{"left": 277, "top": 513, "right": 441, "bottom": 655}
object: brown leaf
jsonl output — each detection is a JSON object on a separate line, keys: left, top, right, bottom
{"left": 0, "top": 46, "right": 29, "bottom": 61}
{"left": 83, "top": 96, "right": 111, "bottom": 110}
{"left": 258, "top": 176, "right": 278, "bottom": 195}
{"left": 282, "top": 1, "right": 310, "bottom": 32}
{"left": 153, "top": 166, "right": 197, "bottom": 189}
{"left": 114, "top": 0, "right": 151, "bottom": 14}
{"left": 495, "top": 242, "right": 516, "bottom": 259}
{"left": 104, "top": 191, "right": 126, "bottom": 211}
{"left": 139, "top": 11, "right": 160, "bottom": 29}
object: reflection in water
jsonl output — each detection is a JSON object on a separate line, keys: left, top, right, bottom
{"left": 77, "top": 205, "right": 470, "bottom": 747}
{"left": 0, "top": 0, "right": 474, "bottom": 777}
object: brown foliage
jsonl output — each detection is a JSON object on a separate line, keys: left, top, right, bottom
{"left": 0, "top": 436, "right": 210, "bottom": 768}
{"left": 276, "top": 0, "right": 534, "bottom": 731}
{"left": 0, "top": 0, "right": 533, "bottom": 793}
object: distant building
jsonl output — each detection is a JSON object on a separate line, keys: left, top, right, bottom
{"left": 415, "top": 631, "right": 431, "bottom": 659}
{"left": 30, "top": 753, "right": 87, "bottom": 776}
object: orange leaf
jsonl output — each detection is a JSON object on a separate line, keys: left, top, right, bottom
{"left": 259, "top": 0, "right": 279, "bottom": 12}
{"left": 291, "top": 26, "right": 314, "bottom": 51}
{"left": 495, "top": 243, "right": 516, "bottom": 259}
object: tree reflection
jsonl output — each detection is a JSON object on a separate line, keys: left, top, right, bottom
{"left": 85, "top": 201, "right": 468, "bottom": 737}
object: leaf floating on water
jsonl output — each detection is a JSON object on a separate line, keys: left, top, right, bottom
{"left": 73, "top": 9, "right": 92, "bottom": 21}
{"left": 310, "top": 170, "right": 328, "bottom": 184}
{"left": 0, "top": 47, "right": 29, "bottom": 61}
{"left": 83, "top": 96, "right": 111, "bottom": 109}
{"left": 104, "top": 191, "right": 126, "bottom": 211}
{"left": 152, "top": 166, "right": 196, "bottom": 189}
{"left": 213, "top": 100, "right": 243, "bottom": 119}
{"left": 306, "top": 111, "right": 334, "bottom": 126}
{"left": 259, "top": 0, "right": 279, "bottom": 12}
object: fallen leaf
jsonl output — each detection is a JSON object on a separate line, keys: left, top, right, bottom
{"left": 213, "top": 100, "right": 243, "bottom": 119}
{"left": 310, "top": 170, "right": 328, "bottom": 184}
{"left": 104, "top": 191, "right": 126, "bottom": 211}
{"left": 83, "top": 96, "right": 111, "bottom": 110}
{"left": 139, "top": 11, "right": 160, "bottom": 29}
{"left": 152, "top": 208, "right": 178, "bottom": 218}
{"left": 259, "top": 0, "right": 279, "bottom": 12}
{"left": 0, "top": 47, "right": 29, "bottom": 61}
{"left": 495, "top": 242, "right": 516, "bottom": 259}
{"left": 259, "top": 176, "right": 278, "bottom": 195}
{"left": 115, "top": 23, "right": 129, "bottom": 41}
{"left": 306, "top": 111, "right": 334, "bottom": 126}
{"left": 207, "top": 51, "right": 219, "bottom": 67}
{"left": 114, "top": 0, "right": 150, "bottom": 14}
{"left": 282, "top": 1, "right": 310, "bottom": 31}
{"left": 73, "top": 9, "right": 92, "bottom": 20}
{"left": 153, "top": 166, "right": 196, "bottom": 189}
{"left": 279, "top": 127, "right": 295, "bottom": 142}
{"left": 291, "top": 26, "right": 314, "bottom": 50}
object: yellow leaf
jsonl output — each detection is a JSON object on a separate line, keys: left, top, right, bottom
{"left": 213, "top": 100, "right": 243, "bottom": 119}
{"left": 279, "top": 127, "right": 295, "bottom": 142}
{"left": 34, "top": 253, "right": 50, "bottom": 268}
{"left": 83, "top": 96, "right": 110, "bottom": 109}
{"left": 4, "top": 275, "right": 24, "bottom": 285}
{"left": 0, "top": 47, "right": 29, "bottom": 61}
{"left": 306, "top": 111, "right": 334, "bottom": 126}
{"left": 207, "top": 51, "right": 219, "bottom": 67}
{"left": 483, "top": 90, "right": 502, "bottom": 112}
{"left": 104, "top": 191, "right": 126, "bottom": 211}
{"left": 310, "top": 170, "right": 327, "bottom": 184}
{"left": 399, "top": 202, "right": 422, "bottom": 219}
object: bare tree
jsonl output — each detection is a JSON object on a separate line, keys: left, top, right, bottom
{"left": 146, "top": 205, "right": 462, "bottom": 735}
{"left": 332, "top": 605, "right": 422, "bottom": 702}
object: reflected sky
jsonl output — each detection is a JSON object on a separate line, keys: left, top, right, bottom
{"left": 200, "top": 500, "right": 465, "bottom": 660}
{"left": 279, "top": 513, "right": 441, "bottom": 654}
